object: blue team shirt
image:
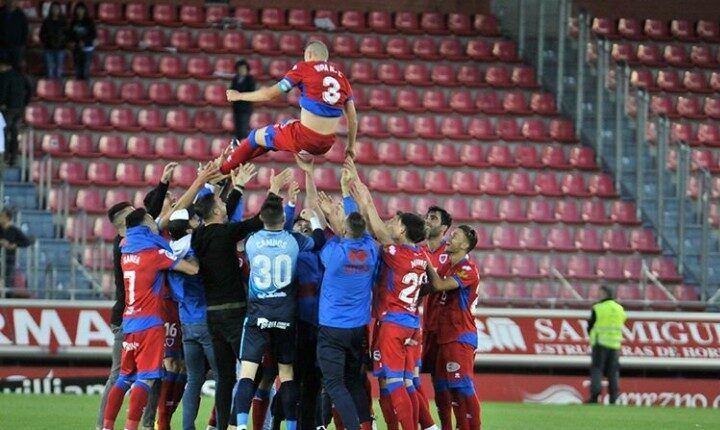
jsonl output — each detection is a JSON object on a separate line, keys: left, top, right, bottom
{"left": 245, "top": 229, "right": 314, "bottom": 326}
{"left": 167, "top": 234, "right": 207, "bottom": 325}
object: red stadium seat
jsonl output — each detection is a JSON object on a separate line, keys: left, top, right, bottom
{"left": 644, "top": 19, "right": 670, "bottom": 40}
{"left": 697, "top": 123, "right": 720, "bottom": 146}
{"left": 538, "top": 255, "right": 566, "bottom": 278}
{"left": 588, "top": 174, "right": 616, "bottom": 197}
{"left": 194, "top": 110, "right": 221, "bottom": 133}
{"left": 359, "top": 115, "right": 389, "bottom": 138}
{"left": 457, "top": 65, "right": 483, "bottom": 88}
{"left": 575, "top": 228, "right": 602, "bottom": 252}
{"left": 179, "top": 5, "right": 205, "bottom": 27}
{"left": 498, "top": 199, "right": 525, "bottom": 223}
{"left": 395, "top": 12, "right": 420, "bottom": 33}
{"left": 609, "top": 201, "right": 640, "bottom": 225}
{"left": 554, "top": 200, "right": 581, "bottom": 224}
{"left": 221, "top": 32, "right": 247, "bottom": 54}
{"left": 690, "top": 45, "right": 715, "bottom": 69}
{"left": 387, "top": 115, "right": 414, "bottom": 138}
{"left": 512, "top": 255, "right": 542, "bottom": 279}
{"left": 67, "top": 134, "right": 98, "bottom": 158}
{"left": 287, "top": 9, "right": 312, "bottom": 30}
{"left": 153, "top": 4, "right": 178, "bottom": 26}
{"left": 581, "top": 201, "right": 609, "bottom": 224}
{"left": 195, "top": 31, "right": 221, "bottom": 53}
{"left": 115, "top": 28, "right": 140, "bottom": 51}
{"left": 466, "top": 39, "right": 492, "bottom": 61}
{"left": 468, "top": 118, "right": 498, "bottom": 140}
{"left": 386, "top": 37, "right": 412, "bottom": 59}
{"left": 568, "top": 147, "right": 596, "bottom": 170}
{"left": 448, "top": 13, "right": 472, "bottom": 35}
{"left": 159, "top": 55, "right": 187, "bottom": 78}
{"left": 188, "top": 57, "right": 212, "bottom": 79}
{"left": 41, "top": 133, "right": 68, "bottom": 156}
{"left": 534, "top": 172, "right": 561, "bottom": 196}
{"left": 119, "top": 82, "right": 148, "bottom": 105}
{"left": 616, "top": 18, "right": 642, "bottom": 39}
{"left": 561, "top": 173, "right": 589, "bottom": 197}
{"left": 368, "top": 11, "right": 393, "bottom": 33}
{"left": 670, "top": 20, "right": 696, "bottom": 41}
{"left": 630, "top": 228, "right": 660, "bottom": 253}
{"left": 65, "top": 80, "right": 91, "bottom": 102}
{"left": 530, "top": 93, "right": 557, "bottom": 116}
{"left": 595, "top": 255, "right": 624, "bottom": 281}
{"left": 413, "top": 37, "right": 439, "bottom": 60}
{"left": 487, "top": 145, "right": 517, "bottom": 168}
{"left": 567, "top": 255, "right": 596, "bottom": 280}
{"left": 550, "top": 119, "right": 577, "bottom": 142}
{"left": 453, "top": 171, "right": 481, "bottom": 194}
{"left": 503, "top": 92, "right": 531, "bottom": 114}
{"left": 664, "top": 45, "right": 690, "bottom": 67}
{"left": 313, "top": 168, "right": 340, "bottom": 191}
{"left": 440, "top": 117, "right": 469, "bottom": 140}
{"left": 485, "top": 66, "right": 512, "bottom": 87}
{"left": 368, "top": 169, "right": 398, "bottom": 192}
{"left": 413, "top": 117, "right": 440, "bottom": 139}
{"left": 368, "top": 88, "right": 396, "bottom": 112}
{"left": 651, "top": 257, "right": 682, "bottom": 282}
{"left": 519, "top": 226, "right": 548, "bottom": 251}
{"left": 431, "top": 64, "right": 457, "bottom": 86}
{"left": 109, "top": 108, "right": 139, "bottom": 132}
{"left": 449, "top": 91, "right": 475, "bottom": 113}
{"left": 611, "top": 43, "right": 636, "bottom": 64}
{"left": 493, "top": 40, "right": 519, "bottom": 62}
{"left": 511, "top": 66, "right": 538, "bottom": 88}
{"left": 470, "top": 199, "right": 497, "bottom": 222}
{"left": 359, "top": 36, "right": 386, "bottom": 58}
{"left": 406, "top": 142, "right": 434, "bottom": 166}
{"left": 697, "top": 20, "right": 720, "bottom": 42}
{"left": 684, "top": 71, "right": 711, "bottom": 93}
{"left": 148, "top": 82, "right": 175, "bottom": 105}
{"left": 377, "top": 142, "right": 406, "bottom": 165}
{"left": 677, "top": 96, "right": 704, "bottom": 119}
{"left": 439, "top": 38, "right": 465, "bottom": 60}
{"left": 131, "top": 54, "right": 159, "bottom": 78}
{"left": 251, "top": 32, "right": 279, "bottom": 55}
{"left": 404, "top": 64, "right": 431, "bottom": 86}
{"left": 421, "top": 90, "right": 449, "bottom": 112}
{"left": 376, "top": 63, "right": 402, "bottom": 85}
{"left": 176, "top": 83, "right": 203, "bottom": 106}
{"left": 547, "top": 227, "right": 574, "bottom": 252}
{"left": 205, "top": 6, "right": 228, "bottom": 25}
{"left": 166, "top": 109, "right": 193, "bottom": 133}
{"left": 138, "top": 108, "right": 167, "bottom": 132}
{"left": 82, "top": 107, "right": 110, "bottom": 131}
{"left": 520, "top": 119, "right": 550, "bottom": 142}
{"left": 333, "top": 35, "right": 359, "bottom": 57}
{"left": 479, "top": 171, "right": 507, "bottom": 195}
{"left": 481, "top": 255, "right": 510, "bottom": 278}
{"left": 705, "top": 97, "right": 720, "bottom": 119}
{"left": 97, "top": 135, "right": 125, "bottom": 159}
{"left": 650, "top": 94, "right": 677, "bottom": 117}
{"left": 260, "top": 8, "right": 288, "bottom": 29}
{"left": 58, "top": 161, "right": 88, "bottom": 185}
{"left": 49, "top": 106, "right": 77, "bottom": 129}
{"left": 396, "top": 170, "right": 425, "bottom": 193}
{"left": 424, "top": 171, "right": 452, "bottom": 194}
{"left": 387, "top": 196, "right": 413, "bottom": 215}
{"left": 76, "top": 189, "right": 104, "bottom": 214}
{"left": 657, "top": 70, "right": 683, "bottom": 93}
{"left": 527, "top": 200, "right": 554, "bottom": 223}
{"left": 474, "top": 14, "right": 499, "bottom": 35}
{"left": 433, "top": 144, "right": 462, "bottom": 166}
{"left": 115, "top": 162, "right": 145, "bottom": 186}
{"left": 126, "top": 3, "right": 151, "bottom": 25}
{"left": 341, "top": 11, "right": 366, "bottom": 32}
{"left": 497, "top": 118, "right": 523, "bottom": 141}
{"left": 233, "top": 8, "right": 259, "bottom": 28}
{"left": 88, "top": 161, "right": 117, "bottom": 186}
{"left": 142, "top": 164, "right": 164, "bottom": 185}
{"left": 126, "top": 137, "right": 155, "bottom": 161}
{"left": 154, "top": 136, "right": 182, "bottom": 160}
{"left": 420, "top": 12, "right": 446, "bottom": 34}
{"left": 477, "top": 92, "right": 505, "bottom": 114}
{"left": 36, "top": 79, "right": 64, "bottom": 101}
{"left": 350, "top": 61, "right": 377, "bottom": 84}
{"left": 395, "top": 89, "right": 422, "bottom": 112}
{"left": 637, "top": 44, "right": 663, "bottom": 66}
{"left": 602, "top": 228, "right": 631, "bottom": 253}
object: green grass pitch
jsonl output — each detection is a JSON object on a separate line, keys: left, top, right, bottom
{"left": 0, "top": 394, "right": 716, "bottom": 430}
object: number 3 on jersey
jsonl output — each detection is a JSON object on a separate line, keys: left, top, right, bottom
{"left": 399, "top": 272, "right": 428, "bottom": 308}
{"left": 322, "top": 76, "right": 341, "bottom": 105}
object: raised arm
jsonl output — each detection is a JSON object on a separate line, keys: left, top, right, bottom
{"left": 317, "top": 192, "right": 344, "bottom": 235}
{"left": 426, "top": 264, "right": 460, "bottom": 291}
{"left": 283, "top": 181, "right": 300, "bottom": 231}
{"left": 345, "top": 160, "right": 392, "bottom": 245}
{"left": 343, "top": 100, "right": 358, "bottom": 159}
{"left": 295, "top": 154, "right": 328, "bottom": 228}
{"left": 145, "top": 162, "right": 177, "bottom": 218}
{"left": 173, "top": 258, "right": 199, "bottom": 276}
{"left": 158, "top": 163, "right": 222, "bottom": 230}
{"left": 226, "top": 84, "right": 283, "bottom": 103}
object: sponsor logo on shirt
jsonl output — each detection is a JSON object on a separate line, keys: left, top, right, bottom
{"left": 122, "top": 341, "right": 140, "bottom": 351}
{"left": 256, "top": 318, "right": 290, "bottom": 330}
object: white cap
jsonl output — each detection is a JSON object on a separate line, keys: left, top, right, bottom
{"left": 169, "top": 209, "right": 190, "bottom": 221}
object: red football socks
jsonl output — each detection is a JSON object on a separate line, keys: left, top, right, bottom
{"left": 463, "top": 393, "right": 482, "bottom": 430}
{"left": 126, "top": 382, "right": 151, "bottom": 430}
{"left": 208, "top": 406, "right": 217, "bottom": 427}
{"left": 252, "top": 389, "right": 271, "bottom": 430}
{"left": 434, "top": 388, "right": 453, "bottom": 430}
{"left": 379, "top": 390, "right": 399, "bottom": 430}
{"left": 407, "top": 385, "right": 420, "bottom": 428}
{"left": 332, "top": 406, "right": 346, "bottom": 430}
{"left": 451, "top": 391, "right": 469, "bottom": 430}
{"left": 220, "top": 139, "right": 269, "bottom": 174}
{"left": 388, "top": 382, "right": 414, "bottom": 430}
{"left": 416, "top": 383, "right": 435, "bottom": 429}
{"left": 156, "top": 375, "right": 176, "bottom": 430}
{"left": 102, "top": 384, "right": 127, "bottom": 430}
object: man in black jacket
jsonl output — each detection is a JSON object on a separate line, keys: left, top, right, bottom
{"left": 229, "top": 59, "right": 256, "bottom": 139}
{"left": 0, "top": 0, "right": 29, "bottom": 71}
{"left": 0, "top": 58, "right": 31, "bottom": 166}
{"left": 191, "top": 168, "right": 293, "bottom": 430}
{"left": 0, "top": 207, "right": 31, "bottom": 295}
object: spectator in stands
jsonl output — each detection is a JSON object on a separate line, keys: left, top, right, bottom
{"left": 229, "top": 59, "right": 256, "bottom": 139}
{"left": 68, "top": 2, "right": 95, "bottom": 80}
{"left": 0, "top": 57, "right": 32, "bottom": 166}
{"left": 0, "top": 207, "right": 32, "bottom": 296}
{"left": 40, "top": 1, "right": 67, "bottom": 79}
{"left": 0, "top": 0, "right": 29, "bottom": 71}
{"left": 587, "top": 285, "right": 627, "bottom": 405}
{"left": 95, "top": 201, "right": 134, "bottom": 430}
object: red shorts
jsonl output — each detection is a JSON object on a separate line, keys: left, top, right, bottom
{"left": 265, "top": 119, "right": 336, "bottom": 155}
{"left": 120, "top": 326, "right": 165, "bottom": 380}
{"left": 421, "top": 330, "right": 439, "bottom": 374}
{"left": 371, "top": 321, "right": 418, "bottom": 379}
{"left": 436, "top": 342, "right": 476, "bottom": 389}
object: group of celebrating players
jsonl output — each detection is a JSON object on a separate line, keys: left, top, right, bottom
{"left": 96, "top": 40, "right": 482, "bottom": 430}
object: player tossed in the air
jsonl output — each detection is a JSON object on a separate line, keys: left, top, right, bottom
{"left": 222, "top": 40, "right": 357, "bottom": 172}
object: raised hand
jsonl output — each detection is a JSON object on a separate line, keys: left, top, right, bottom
{"left": 269, "top": 168, "right": 295, "bottom": 195}
{"left": 294, "top": 153, "right": 315, "bottom": 173}
{"left": 161, "top": 162, "right": 178, "bottom": 183}
{"left": 287, "top": 180, "right": 300, "bottom": 205}
{"left": 232, "top": 163, "right": 257, "bottom": 188}
{"left": 349, "top": 179, "right": 371, "bottom": 205}
{"left": 300, "top": 208, "right": 316, "bottom": 221}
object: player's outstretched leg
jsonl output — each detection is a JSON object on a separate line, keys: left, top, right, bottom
{"left": 413, "top": 375, "right": 437, "bottom": 430}
{"left": 220, "top": 128, "right": 270, "bottom": 174}
{"left": 378, "top": 379, "right": 399, "bottom": 430}
{"left": 385, "top": 379, "right": 414, "bottom": 430}
{"left": 405, "top": 379, "right": 419, "bottom": 428}
{"left": 125, "top": 380, "right": 154, "bottom": 430}
{"left": 458, "top": 386, "right": 481, "bottom": 430}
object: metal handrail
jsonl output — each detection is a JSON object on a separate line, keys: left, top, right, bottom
{"left": 551, "top": 267, "right": 582, "bottom": 300}
{"left": 641, "top": 260, "right": 677, "bottom": 302}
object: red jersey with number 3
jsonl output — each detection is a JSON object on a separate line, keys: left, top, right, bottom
{"left": 421, "top": 241, "right": 449, "bottom": 332}
{"left": 436, "top": 257, "right": 480, "bottom": 346}
{"left": 373, "top": 244, "right": 428, "bottom": 329}
{"left": 121, "top": 248, "right": 178, "bottom": 334}
{"left": 278, "top": 61, "right": 354, "bottom": 118}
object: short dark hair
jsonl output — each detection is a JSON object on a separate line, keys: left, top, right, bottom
{"left": 125, "top": 208, "right": 148, "bottom": 229}
{"left": 107, "top": 201, "right": 132, "bottom": 223}
{"left": 167, "top": 219, "right": 191, "bottom": 241}
{"left": 142, "top": 189, "right": 157, "bottom": 210}
{"left": 0, "top": 207, "right": 15, "bottom": 218}
{"left": 193, "top": 194, "right": 216, "bottom": 220}
{"left": 235, "top": 59, "right": 248, "bottom": 69}
{"left": 399, "top": 212, "right": 425, "bottom": 244}
{"left": 457, "top": 225, "right": 478, "bottom": 251}
{"left": 427, "top": 205, "right": 452, "bottom": 228}
{"left": 346, "top": 212, "right": 366, "bottom": 238}
{"left": 600, "top": 285, "right": 614, "bottom": 299}
{"left": 260, "top": 198, "right": 284, "bottom": 226}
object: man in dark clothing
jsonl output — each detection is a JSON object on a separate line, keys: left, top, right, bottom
{"left": 0, "top": 0, "right": 29, "bottom": 71}
{"left": 0, "top": 207, "right": 32, "bottom": 295}
{"left": 95, "top": 201, "right": 134, "bottom": 430}
{"left": 229, "top": 60, "right": 256, "bottom": 139}
{"left": 0, "top": 58, "right": 32, "bottom": 166}
{"left": 587, "top": 285, "right": 626, "bottom": 405}
{"left": 191, "top": 168, "right": 294, "bottom": 430}
{"left": 40, "top": 1, "right": 68, "bottom": 79}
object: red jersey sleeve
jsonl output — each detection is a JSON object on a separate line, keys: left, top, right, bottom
{"left": 279, "top": 62, "right": 305, "bottom": 92}
{"left": 453, "top": 263, "right": 479, "bottom": 291}
{"left": 150, "top": 248, "right": 179, "bottom": 271}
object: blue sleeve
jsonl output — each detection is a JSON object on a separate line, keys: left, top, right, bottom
{"left": 343, "top": 196, "right": 359, "bottom": 215}
{"left": 320, "top": 237, "right": 340, "bottom": 267}
{"left": 194, "top": 183, "right": 214, "bottom": 202}
{"left": 284, "top": 203, "right": 296, "bottom": 231}
{"left": 229, "top": 196, "right": 244, "bottom": 223}
{"left": 292, "top": 232, "right": 314, "bottom": 252}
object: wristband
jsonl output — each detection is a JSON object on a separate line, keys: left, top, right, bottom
{"left": 310, "top": 216, "right": 323, "bottom": 231}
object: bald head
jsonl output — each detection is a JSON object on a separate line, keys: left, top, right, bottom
{"left": 304, "top": 41, "right": 329, "bottom": 61}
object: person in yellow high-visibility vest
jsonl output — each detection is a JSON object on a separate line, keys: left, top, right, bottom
{"left": 587, "top": 285, "right": 626, "bottom": 404}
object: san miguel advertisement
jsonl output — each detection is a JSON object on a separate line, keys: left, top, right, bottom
{"left": 1, "top": 301, "right": 720, "bottom": 369}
